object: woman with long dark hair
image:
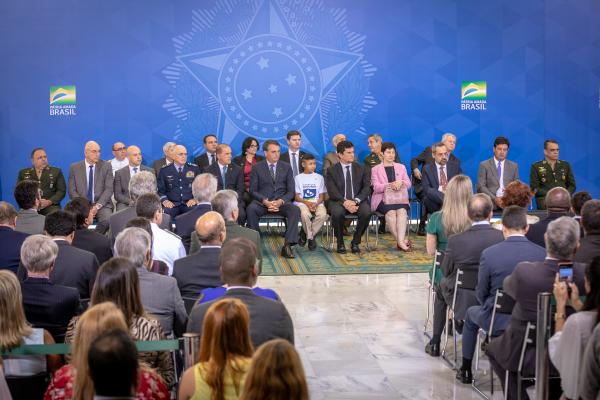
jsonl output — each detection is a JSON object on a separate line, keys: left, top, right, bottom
{"left": 232, "top": 137, "right": 263, "bottom": 206}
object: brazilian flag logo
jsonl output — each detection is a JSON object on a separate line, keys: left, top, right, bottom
{"left": 50, "top": 86, "right": 76, "bottom": 105}
{"left": 461, "top": 81, "right": 486, "bottom": 100}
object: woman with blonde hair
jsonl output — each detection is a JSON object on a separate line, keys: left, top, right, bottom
{"left": 0, "top": 270, "right": 61, "bottom": 399}
{"left": 179, "top": 298, "right": 254, "bottom": 400}
{"left": 45, "top": 302, "right": 169, "bottom": 399}
{"left": 64, "top": 258, "right": 174, "bottom": 387}
{"left": 241, "top": 339, "right": 309, "bottom": 400}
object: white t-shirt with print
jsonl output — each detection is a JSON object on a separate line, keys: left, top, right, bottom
{"left": 294, "top": 172, "right": 326, "bottom": 206}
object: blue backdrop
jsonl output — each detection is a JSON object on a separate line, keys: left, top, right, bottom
{"left": 1, "top": 0, "right": 599, "bottom": 204}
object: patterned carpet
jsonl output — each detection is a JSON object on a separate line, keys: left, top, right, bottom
{"left": 260, "top": 230, "right": 433, "bottom": 276}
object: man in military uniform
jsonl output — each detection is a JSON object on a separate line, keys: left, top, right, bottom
{"left": 363, "top": 133, "right": 401, "bottom": 169}
{"left": 157, "top": 144, "right": 201, "bottom": 219}
{"left": 17, "top": 148, "right": 66, "bottom": 215}
{"left": 530, "top": 139, "right": 576, "bottom": 210}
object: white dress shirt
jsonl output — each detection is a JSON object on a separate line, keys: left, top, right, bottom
{"left": 150, "top": 222, "right": 186, "bottom": 276}
{"left": 84, "top": 160, "right": 96, "bottom": 199}
{"left": 494, "top": 158, "right": 505, "bottom": 197}
{"left": 110, "top": 157, "right": 129, "bottom": 175}
{"left": 129, "top": 164, "right": 141, "bottom": 176}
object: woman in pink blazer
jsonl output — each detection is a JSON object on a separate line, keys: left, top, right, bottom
{"left": 371, "top": 142, "right": 412, "bottom": 251}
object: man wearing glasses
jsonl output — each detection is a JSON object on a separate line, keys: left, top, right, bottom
{"left": 530, "top": 139, "right": 576, "bottom": 210}
{"left": 421, "top": 142, "right": 462, "bottom": 215}
{"left": 109, "top": 142, "right": 129, "bottom": 175}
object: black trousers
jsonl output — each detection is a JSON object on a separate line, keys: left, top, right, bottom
{"left": 432, "top": 283, "right": 447, "bottom": 342}
{"left": 328, "top": 201, "right": 371, "bottom": 245}
{"left": 246, "top": 200, "right": 300, "bottom": 245}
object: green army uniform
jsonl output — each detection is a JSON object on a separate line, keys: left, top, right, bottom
{"left": 17, "top": 166, "right": 66, "bottom": 215}
{"left": 363, "top": 152, "right": 401, "bottom": 169}
{"left": 529, "top": 159, "right": 576, "bottom": 210}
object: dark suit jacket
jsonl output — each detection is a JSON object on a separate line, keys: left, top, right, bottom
{"left": 72, "top": 228, "right": 113, "bottom": 265}
{"left": 487, "top": 259, "right": 586, "bottom": 372}
{"left": 187, "top": 288, "right": 294, "bottom": 348}
{"left": 173, "top": 247, "right": 222, "bottom": 299}
{"left": 280, "top": 150, "right": 307, "bottom": 174}
{"left": 421, "top": 161, "right": 462, "bottom": 205}
{"left": 113, "top": 164, "right": 154, "bottom": 208}
{"left": 249, "top": 160, "right": 295, "bottom": 203}
{"left": 18, "top": 240, "right": 99, "bottom": 299}
{"left": 21, "top": 277, "right": 80, "bottom": 340}
{"left": 152, "top": 157, "right": 169, "bottom": 176}
{"left": 525, "top": 212, "right": 566, "bottom": 248}
{"left": 108, "top": 205, "right": 172, "bottom": 244}
{"left": 325, "top": 162, "right": 371, "bottom": 204}
{"left": 204, "top": 162, "right": 245, "bottom": 204}
{"left": 0, "top": 227, "right": 29, "bottom": 273}
{"left": 574, "top": 233, "right": 600, "bottom": 264}
{"left": 175, "top": 203, "right": 212, "bottom": 252}
{"left": 410, "top": 147, "right": 461, "bottom": 171}
{"left": 476, "top": 236, "right": 546, "bottom": 331}
{"left": 194, "top": 152, "right": 217, "bottom": 172}
{"left": 67, "top": 160, "right": 114, "bottom": 208}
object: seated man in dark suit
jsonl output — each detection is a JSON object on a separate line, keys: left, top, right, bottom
{"left": 421, "top": 141, "right": 462, "bottom": 216}
{"left": 0, "top": 201, "right": 29, "bottom": 273}
{"left": 525, "top": 186, "right": 570, "bottom": 247}
{"left": 14, "top": 180, "right": 46, "bottom": 234}
{"left": 187, "top": 237, "right": 294, "bottom": 348}
{"left": 175, "top": 173, "right": 217, "bottom": 252}
{"left": 247, "top": 139, "right": 301, "bottom": 259}
{"left": 325, "top": 140, "right": 372, "bottom": 254}
{"left": 65, "top": 197, "right": 113, "bottom": 265}
{"left": 17, "top": 210, "right": 99, "bottom": 300}
{"left": 426, "top": 194, "right": 504, "bottom": 357}
{"left": 487, "top": 216, "right": 586, "bottom": 400}
{"left": 456, "top": 206, "right": 546, "bottom": 384}
{"left": 193, "top": 133, "right": 218, "bottom": 172}
{"left": 575, "top": 199, "right": 600, "bottom": 263}
{"left": 204, "top": 144, "right": 246, "bottom": 225}
{"left": 20, "top": 234, "right": 80, "bottom": 341}
{"left": 279, "top": 130, "right": 307, "bottom": 176}
{"left": 173, "top": 211, "right": 225, "bottom": 300}
{"left": 113, "top": 145, "right": 154, "bottom": 211}
{"left": 157, "top": 144, "right": 201, "bottom": 219}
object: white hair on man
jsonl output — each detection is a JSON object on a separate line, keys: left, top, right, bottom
{"left": 441, "top": 132, "right": 456, "bottom": 142}
{"left": 544, "top": 216, "right": 580, "bottom": 260}
{"left": 129, "top": 171, "right": 157, "bottom": 201}
{"left": 114, "top": 227, "right": 152, "bottom": 267}
{"left": 211, "top": 190, "right": 239, "bottom": 222}
{"left": 192, "top": 173, "right": 218, "bottom": 203}
{"left": 20, "top": 234, "right": 59, "bottom": 273}
{"left": 162, "top": 141, "right": 176, "bottom": 156}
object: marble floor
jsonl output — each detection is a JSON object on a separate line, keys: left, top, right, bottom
{"left": 259, "top": 273, "right": 504, "bottom": 400}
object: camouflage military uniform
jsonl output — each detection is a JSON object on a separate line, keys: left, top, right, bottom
{"left": 530, "top": 159, "right": 576, "bottom": 210}
{"left": 17, "top": 166, "right": 66, "bottom": 215}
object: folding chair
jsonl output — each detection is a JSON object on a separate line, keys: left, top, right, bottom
{"left": 505, "top": 322, "right": 536, "bottom": 400}
{"left": 258, "top": 214, "right": 287, "bottom": 235}
{"left": 322, "top": 213, "right": 376, "bottom": 252}
{"left": 423, "top": 249, "right": 444, "bottom": 339}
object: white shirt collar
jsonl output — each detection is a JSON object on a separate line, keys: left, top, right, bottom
{"left": 493, "top": 158, "right": 505, "bottom": 165}
{"left": 289, "top": 149, "right": 300, "bottom": 155}
{"left": 217, "top": 162, "right": 228, "bottom": 169}
{"left": 340, "top": 161, "right": 352, "bottom": 168}
{"left": 84, "top": 160, "right": 96, "bottom": 169}
{"left": 472, "top": 221, "right": 490, "bottom": 226}
{"left": 227, "top": 285, "right": 252, "bottom": 291}
{"left": 435, "top": 162, "right": 446, "bottom": 169}
{"left": 201, "top": 245, "right": 222, "bottom": 249}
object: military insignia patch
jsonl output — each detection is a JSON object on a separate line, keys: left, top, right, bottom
{"left": 186, "top": 171, "right": 195, "bottom": 179}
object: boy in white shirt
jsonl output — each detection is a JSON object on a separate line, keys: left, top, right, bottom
{"left": 294, "top": 154, "right": 328, "bottom": 251}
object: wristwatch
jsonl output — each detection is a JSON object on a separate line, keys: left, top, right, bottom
{"left": 554, "top": 312, "right": 566, "bottom": 320}
{"left": 354, "top": 198, "right": 360, "bottom": 205}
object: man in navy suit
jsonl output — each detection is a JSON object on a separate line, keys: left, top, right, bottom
{"left": 421, "top": 142, "right": 462, "bottom": 214}
{"left": 204, "top": 144, "right": 246, "bottom": 225}
{"left": 175, "top": 173, "right": 217, "bottom": 253}
{"left": 247, "top": 140, "right": 300, "bottom": 259}
{"left": 157, "top": 145, "right": 202, "bottom": 219}
{"left": 193, "top": 133, "right": 218, "bottom": 172}
{"left": 0, "top": 201, "right": 29, "bottom": 273}
{"left": 456, "top": 206, "right": 546, "bottom": 384}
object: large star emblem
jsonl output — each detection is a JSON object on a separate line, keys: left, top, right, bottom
{"left": 176, "top": 0, "right": 361, "bottom": 155}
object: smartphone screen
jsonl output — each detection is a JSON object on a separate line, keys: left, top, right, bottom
{"left": 559, "top": 264, "right": 574, "bottom": 282}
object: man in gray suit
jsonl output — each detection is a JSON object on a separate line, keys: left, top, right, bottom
{"left": 476, "top": 136, "right": 520, "bottom": 209}
{"left": 114, "top": 145, "right": 154, "bottom": 211}
{"left": 14, "top": 180, "right": 45, "bottom": 234}
{"left": 115, "top": 227, "right": 187, "bottom": 337}
{"left": 108, "top": 171, "right": 171, "bottom": 244}
{"left": 68, "top": 141, "right": 113, "bottom": 234}
{"left": 152, "top": 141, "right": 176, "bottom": 176}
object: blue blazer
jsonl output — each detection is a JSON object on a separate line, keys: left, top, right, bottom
{"left": 421, "top": 161, "right": 462, "bottom": 202}
{"left": 477, "top": 236, "right": 546, "bottom": 330}
{"left": 175, "top": 203, "right": 212, "bottom": 252}
{"left": 249, "top": 160, "right": 295, "bottom": 203}
{"left": 0, "top": 227, "right": 29, "bottom": 273}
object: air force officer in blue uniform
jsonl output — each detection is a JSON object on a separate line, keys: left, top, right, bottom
{"left": 157, "top": 145, "right": 201, "bottom": 219}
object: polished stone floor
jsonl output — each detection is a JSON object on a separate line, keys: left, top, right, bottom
{"left": 259, "top": 273, "right": 503, "bottom": 400}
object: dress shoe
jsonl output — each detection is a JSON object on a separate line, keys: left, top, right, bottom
{"left": 337, "top": 243, "right": 347, "bottom": 254}
{"left": 298, "top": 229, "right": 307, "bottom": 247}
{"left": 454, "top": 320, "right": 464, "bottom": 335}
{"left": 351, "top": 242, "right": 360, "bottom": 254}
{"left": 424, "top": 342, "right": 440, "bottom": 357}
{"left": 456, "top": 368, "right": 473, "bottom": 384}
{"left": 308, "top": 239, "right": 317, "bottom": 251}
{"left": 281, "top": 245, "right": 295, "bottom": 259}
{"left": 417, "top": 222, "right": 426, "bottom": 236}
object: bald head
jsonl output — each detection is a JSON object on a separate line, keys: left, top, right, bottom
{"left": 126, "top": 145, "right": 142, "bottom": 167}
{"left": 468, "top": 193, "right": 493, "bottom": 222}
{"left": 173, "top": 145, "right": 188, "bottom": 166}
{"left": 195, "top": 211, "right": 226, "bottom": 245}
{"left": 545, "top": 187, "right": 571, "bottom": 212}
{"left": 84, "top": 141, "right": 101, "bottom": 164}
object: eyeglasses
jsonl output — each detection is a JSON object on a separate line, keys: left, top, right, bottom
{"left": 114, "top": 147, "right": 126, "bottom": 151}
{"left": 249, "top": 144, "right": 258, "bottom": 148}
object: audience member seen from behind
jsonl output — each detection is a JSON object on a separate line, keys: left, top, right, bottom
{"left": 45, "top": 302, "right": 168, "bottom": 399}
{"left": 370, "top": 142, "right": 412, "bottom": 251}
{"left": 525, "top": 187, "right": 572, "bottom": 248}
{"left": 125, "top": 217, "right": 169, "bottom": 275}
{"left": 13, "top": 180, "right": 45, "bottom": 234}
{"left": 575, "top": 200, "right": 600, "bottom": 264}
{"left": 64, "top": 258, "right": 175, "bottom": 387}
{"left": 179, "top": 298, "right": 254, "bottom": 400}
{"left": 549, "top": 256, "right": 600, "bottom": 400}
{"left": 572, "top": 191, "right": 592, "bottom": 231}
{"left": 495, "top": 180, "right": 539, "bottom": 227}
{"left": 0, "top": 201, "right": 29, "bottom": 274}
{"left": 241, "top": 339, "right": 309, "bottom": 400}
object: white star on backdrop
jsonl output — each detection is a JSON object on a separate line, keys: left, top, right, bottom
{"left": 268, "top": 84, "right": 278, "bottom": 94}
{"left": 272, "top": 107, "right": 283, "bottom": 117}
{"left": 285, "top": 74, "right": 297, "bottom": 85}
{"left": 256, "top": 56, "right": 269, "bottom": 70}
{"left": 242, "top": 89, "right": 252, "bottom": 100}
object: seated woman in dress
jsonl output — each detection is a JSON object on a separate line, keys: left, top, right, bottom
{"left": 0, "top": 270, "right": 61, "bottom": 399}
{"left": 370, "top": 142, "right": 412, "bottom": 251}
{"left": 179, "top": 298, "right": 254, "bottom": 400}
{"left": 45, "top": 302, "right": 169, "bottom": 399}
{"left": 64, "top": 258, "right": 174, "bottom": 387}
{"left": 233, "top": 137, "right": 264, "bottom": 206}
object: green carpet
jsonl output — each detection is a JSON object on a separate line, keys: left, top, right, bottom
{"left": 260, "top": 232, "right": 433, "bottom": 276}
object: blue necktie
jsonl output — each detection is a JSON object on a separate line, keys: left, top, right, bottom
{"left": 87, "top": 165, "right": 94, "bottom": 202}
{"left": 497, "top": 161, "right": 502, "bottom": 180}
{"left": 291, "top": 152, "right": 299, "bottom": 176}
{"left": 269, "top": 164, "right": 276, "bottom": 181}
{"left": 133, "top": 167, "right": 138, "bottom": 174}
{"left": 222, "top": 165, "right": 227, "bottom": 187}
